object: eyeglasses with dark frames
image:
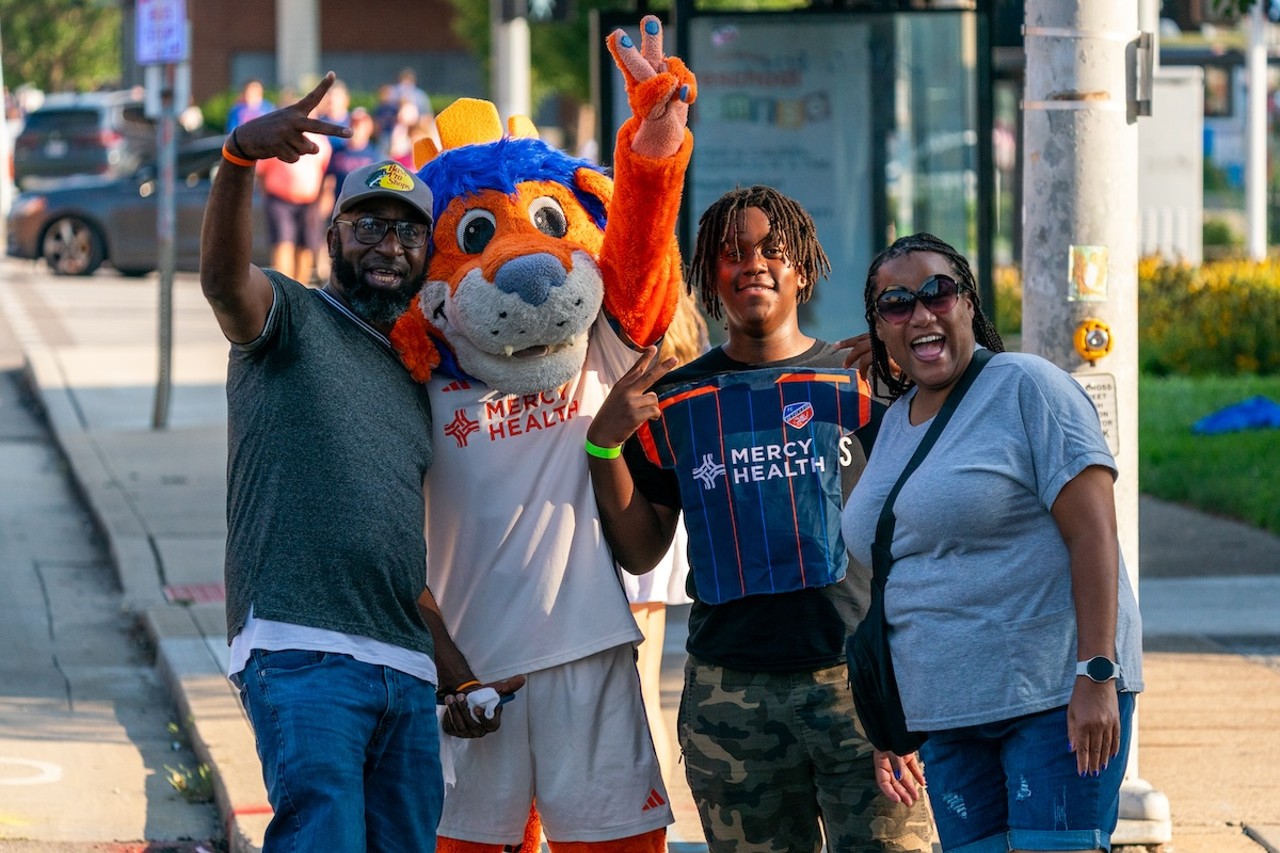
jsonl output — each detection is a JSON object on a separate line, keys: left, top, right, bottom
{"left": 874, "top": 274, "right": 965, "bottom": 325}
{"left": 335, "top": 216, "right": 430, "bottom": 249}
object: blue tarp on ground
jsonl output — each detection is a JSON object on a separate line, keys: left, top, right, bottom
{"left": 1191, "top": 395, "right": 1280, "bottom": 435}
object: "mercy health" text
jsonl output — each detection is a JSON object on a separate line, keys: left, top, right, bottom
{"left": 724, "top": 436, "right": 856, "bottom": 484}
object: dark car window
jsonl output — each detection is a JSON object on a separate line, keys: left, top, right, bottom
{"left": 20, "top": 108, "right": 102, "bottom": 135}
{"left": 14, "top": 96, "right": 158, "bottom": 188}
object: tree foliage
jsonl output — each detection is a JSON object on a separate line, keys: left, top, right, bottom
{"left": 445, "top": 0, "right": 804, "bottom": 109}
{"left": 1211, "top": 0, "right": 1261, "bottom": 16}
{"left": 1, "top": 0, "right": 122, "bottom": 94}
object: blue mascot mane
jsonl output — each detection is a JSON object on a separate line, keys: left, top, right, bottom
{"left": 419, "top": 137, "right": 609, "bottom": 232}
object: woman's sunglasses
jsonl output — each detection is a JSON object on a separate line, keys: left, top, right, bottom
{"left": 874, "top": 274, "right": 964, "bottom": 325}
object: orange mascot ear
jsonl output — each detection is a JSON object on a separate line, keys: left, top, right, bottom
{"left": 574, "top": 166, "right": 614, "bottom": 213}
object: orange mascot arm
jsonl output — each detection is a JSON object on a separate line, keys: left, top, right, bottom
{"left": 598, "top": 18, "right": 697, "bottom": 348}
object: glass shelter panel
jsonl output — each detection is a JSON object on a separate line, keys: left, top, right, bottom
{"left": 885, "top": 13, "right": 981, "bottom": 262}
{"left": 684, "top": 11, "right": 980, "bottom": 342}
{"left": 688, "top": 14, "right": 874, "bottom": 341}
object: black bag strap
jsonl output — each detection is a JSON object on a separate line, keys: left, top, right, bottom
{"left": 871, "top": 348, "right": 994, "bottom": 585}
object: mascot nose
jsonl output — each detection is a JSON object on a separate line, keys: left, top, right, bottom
{"left": 494, "top": 253, "right": 566, "bottom": 306}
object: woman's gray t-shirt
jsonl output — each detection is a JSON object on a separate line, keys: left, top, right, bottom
{"left": 841, "top": 351, "right": 1143, "bottom": 731}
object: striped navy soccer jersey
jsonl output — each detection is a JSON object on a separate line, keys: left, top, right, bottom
{"left": 638, "top": 366, "right": 873, "bottom": 605}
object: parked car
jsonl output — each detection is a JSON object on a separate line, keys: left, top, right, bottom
{"left": 6, "top": 136, "right": 270, "bottom": 276}
{"left": 12, "top": 91, "right": 158, "bottom": 190}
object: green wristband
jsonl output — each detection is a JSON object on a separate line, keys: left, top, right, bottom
{"left": 584, "top": 438, "right": 623, "bottom": 459}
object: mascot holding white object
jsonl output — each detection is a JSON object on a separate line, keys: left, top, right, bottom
{"left": 389, "top": 16, "right": 694, "bottom": 853}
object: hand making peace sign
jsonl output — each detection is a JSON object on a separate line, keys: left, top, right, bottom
{"left": 229, "top": 71, "right": 353, "bottom": 163}
{"left": 586, "top": 346, "right": 679, "bottom": 452}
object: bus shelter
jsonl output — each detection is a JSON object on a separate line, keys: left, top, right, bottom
{"left": 598, "top": 2, "right": 995, "bottom": 343}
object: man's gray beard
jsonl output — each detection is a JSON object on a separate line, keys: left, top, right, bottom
{"left": 331, "top": 251, "right": 426, "bottom": 327}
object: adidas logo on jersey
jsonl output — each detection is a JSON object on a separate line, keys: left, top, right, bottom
{"left": 641, "top": 788, "right": 667, "bottom": 811}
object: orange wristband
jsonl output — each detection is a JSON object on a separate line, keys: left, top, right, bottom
{"left": 453, "top": 679, "right": 481, "bottom": 693}
{"left": 221, "top": 142, "right": 255, "bottom": 168}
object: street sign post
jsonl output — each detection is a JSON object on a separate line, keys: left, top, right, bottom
{"left": 136, "top": 0, "right": 188, "bottom": 66}
{"left": 137, "top": 0, "right": 189, "bottom": 430}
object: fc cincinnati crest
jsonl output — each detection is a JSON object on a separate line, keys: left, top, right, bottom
{"left": 783, "top": 401, "right": 814, "bottom": 429}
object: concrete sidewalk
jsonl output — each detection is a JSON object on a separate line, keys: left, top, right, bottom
{"left": 4, "top": 268, "right": 1279, "bottom": 852}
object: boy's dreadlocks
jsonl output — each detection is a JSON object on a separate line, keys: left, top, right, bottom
{"left": 863, "top": 232, "right": 1005, "bottom": 399}
{"left": 688, "top": 185, "right": 831, "bottom": 320}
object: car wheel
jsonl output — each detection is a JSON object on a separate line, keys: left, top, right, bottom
{"left": 41, "top": 216, "right": 105, "bottom": 276}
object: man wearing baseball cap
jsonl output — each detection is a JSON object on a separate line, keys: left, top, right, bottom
{"left": 200, "top": 73, "right": 522, "bottom": 850}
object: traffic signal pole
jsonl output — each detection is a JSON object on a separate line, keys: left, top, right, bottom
{"left": 1245, "top": 2, "right": 1268, "bottom": 259}
{"left": 1021, "top": 0, "right": 1171, "bottom": 844}
{"left": 491, "top": 0, "right": 532, "bottom": 123}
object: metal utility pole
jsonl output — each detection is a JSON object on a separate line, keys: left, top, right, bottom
{"left": 491, "top": 0, "right": 532, "bottom": 123}
{"left": 1245, "top": 2, "right": 1269, "bottom": 260}
{"left": 277, "top": 0, "right": 321, "bottom": 94}
{"left": 137, "top": 0, "right": 189, "bottom": 430}
{"left": 152, "top": 63, "right": 177, "bottom": 430}
{"left": 1021, "top": 0, "right": 1170, "bottom": 844}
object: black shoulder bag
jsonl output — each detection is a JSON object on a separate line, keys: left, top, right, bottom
{"left": 847, "top": 348, "right": 993, "bottom": 754}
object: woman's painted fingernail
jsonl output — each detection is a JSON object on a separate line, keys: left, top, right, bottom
{"left": 894, "top": 768, "right": 902, "bottom": 781}
{"left": 620, "top": 35, "right": 633, "bottom": 49}
{"left": 645, "top": 20, "right": 660, "bottom": 35}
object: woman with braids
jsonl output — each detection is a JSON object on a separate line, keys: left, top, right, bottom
{"left": 842, "top": 233, "right": 1143, "bottom": 853}
{"left": 586, "top": 186, "right": 935, "bottom": 853}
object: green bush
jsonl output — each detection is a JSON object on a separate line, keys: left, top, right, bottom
{"left": 993, "top": 264, "right": 1022, "bottom": 337}
{"left": 1138, "top": 257, "right": 1280, "bottom": 376}
{"left": 1202, "top": 216, "right": 1242, "bottom": 248}
{"left": 989, "top": 259, "right": 1280, "bottom": 376}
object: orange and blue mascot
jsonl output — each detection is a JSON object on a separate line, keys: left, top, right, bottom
{"left": 389, "top": 16, "right": 695, "bottom": 853}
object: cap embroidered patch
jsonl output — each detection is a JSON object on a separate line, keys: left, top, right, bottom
{"left": 334, "top": 159, "right": 434, "bottom": 223}
{"left": 366, "top": 162, "right": 415, "bottom": 192}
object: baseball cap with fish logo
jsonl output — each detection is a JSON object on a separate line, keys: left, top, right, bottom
{"left": 333, "top": 160, "right": 434, "bottom": 225}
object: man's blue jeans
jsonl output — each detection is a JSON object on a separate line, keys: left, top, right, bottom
{"left": 238, "top": 649, "right": 443, "bottom": 852}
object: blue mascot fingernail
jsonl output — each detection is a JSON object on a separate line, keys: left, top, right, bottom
{"left": 645, "top": 20, "right": 659, "bottom": 35}
{"left": 620, "top": 34, "right": 633, "bottom": 48}
{"left": 680, "top": 85, "right": 689, "bottom": 102}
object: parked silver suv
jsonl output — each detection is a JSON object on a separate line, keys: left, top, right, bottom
{"left": 13, "top": 91, "right": 156, "bottom": 189}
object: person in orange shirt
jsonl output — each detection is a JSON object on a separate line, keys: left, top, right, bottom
{"left": 256, "top": 130, "right": 331, "bottom": 284}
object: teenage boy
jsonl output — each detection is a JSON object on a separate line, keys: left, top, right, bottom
{"left": 586, "top": 185, "right": 934, "bottom": 853}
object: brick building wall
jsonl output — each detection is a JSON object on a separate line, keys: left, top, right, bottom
{"left": 126, "top": 0, "right": 481, "bottom": 106}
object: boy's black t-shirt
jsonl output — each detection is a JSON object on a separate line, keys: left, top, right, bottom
{"left": 624, "top": 340, "right": 884, "bottom": 672}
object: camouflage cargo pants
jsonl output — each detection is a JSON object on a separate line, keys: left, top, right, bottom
{"left": 678, "top": 657, "right": 934, "bottom": 853}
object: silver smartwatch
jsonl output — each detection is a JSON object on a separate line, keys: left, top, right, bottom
{"left": 1076, "top": 656, "right": 1119, "bottom": 683}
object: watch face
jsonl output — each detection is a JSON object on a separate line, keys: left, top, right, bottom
{"left": 1087, "top": 656, "right": 1116, "bottom": 681}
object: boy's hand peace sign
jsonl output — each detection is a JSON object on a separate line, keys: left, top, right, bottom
{"left": 587, "top": 346, "right": 678, "bottom": 451}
